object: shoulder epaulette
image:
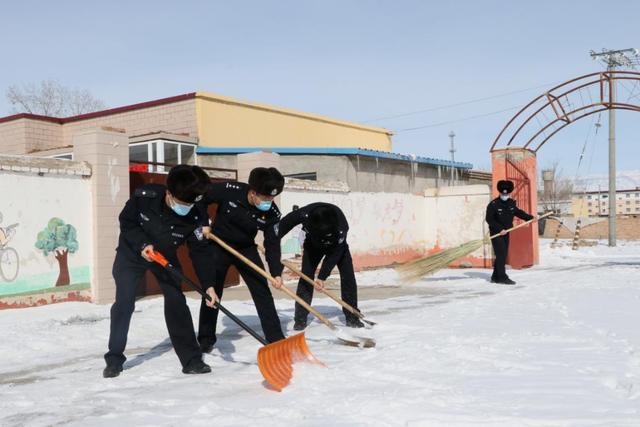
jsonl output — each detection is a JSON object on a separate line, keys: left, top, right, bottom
{"left": 134, "top": 187, "right": 158, "bottom": 198}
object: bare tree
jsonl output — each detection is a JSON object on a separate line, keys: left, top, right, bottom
{"left": 6, "top": 80, "right": 105, "bottom": 116}
{"left": 539, "top": 162, "right": 574, "bottom": 214}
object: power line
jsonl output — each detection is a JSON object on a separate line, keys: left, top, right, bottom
{"left": 363, "top": 81, "right": 559, "bottom": 123}
{"left": 395, "top": 105, "right": 522, "bottom": 133}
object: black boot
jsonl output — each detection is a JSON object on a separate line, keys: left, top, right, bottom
{"left": 345, "top": 317, "right": 364, "bottom": 328}
{"left": 199, "top": 337, "right": 216, "bottom": 354}
{"left": 491, "top": 277, "right": 516, "bottom": 285}
{"left": 103, "top": 364, "right": 123, "bottom": 378}
{"left": 293, "top": 320, "right": 307, "bottom": 331}
{"left": 182, "top": 359, "right": 212, "bottom": 374}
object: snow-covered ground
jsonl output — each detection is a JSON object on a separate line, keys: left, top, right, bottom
{"left": 1, "top": 240, "right": 639, "bottom": 426}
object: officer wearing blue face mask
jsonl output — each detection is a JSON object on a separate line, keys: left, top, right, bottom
{"left": 485, "top": 180, "right": 534, "bottom": 285}
{"left": 104, "top": 165, "right": 218, "bottom": 378}
{"left": 196, "top": 167, "right": 286, "bottom": 353}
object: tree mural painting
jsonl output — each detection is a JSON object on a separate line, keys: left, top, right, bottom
{"left": 35, "top": 218, "right": 79, "bottom": 287}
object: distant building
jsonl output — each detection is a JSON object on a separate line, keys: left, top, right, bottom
{"left": 571, "top": 188, "right": 640, "bottom": 217}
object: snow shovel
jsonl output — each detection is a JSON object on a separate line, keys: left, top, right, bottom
{"left": 205, "top": 232, "right": 376, "bottom": 348}
{"left": 257, "top": 245, "right": 376, "bottom": 328}
{"left": 147, "top": 249, "right": 324, "bottom": 392}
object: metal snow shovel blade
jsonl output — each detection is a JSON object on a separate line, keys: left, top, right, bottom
{"left": 147, "top": 250, "right": 324, "bottom": 392}
{"left": 260, "top": 246, "right": 376, "bottom": 328}
{"left": 206, "top": 232, "right": 376, "bottom": 348}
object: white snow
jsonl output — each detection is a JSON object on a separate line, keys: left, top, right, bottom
{"left": 1, "top": 240, "right": 639, "bottom": 426}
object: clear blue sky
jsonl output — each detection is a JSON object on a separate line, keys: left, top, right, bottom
{"left": 1, "top": 0, "right": 638, "bottom": 175}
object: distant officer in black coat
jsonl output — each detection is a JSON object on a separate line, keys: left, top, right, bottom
{"left": 269, "top": 202, "right": 363, "bottom": 330}
{"left": 197, "top": 167, "right": 286, "bottom": 353}
{"left": 485, "top": 180, "right": 534, "bottom": 285}
{"left": 104, "top": 165, "right": 219, "bottom": 378}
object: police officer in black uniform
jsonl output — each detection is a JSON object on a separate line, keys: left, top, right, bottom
{"left": 269, "top": 202, "right": 363, "bottom": 330}
{"left": 104, "top": 165, "right": 219, "bottom": 378}
{"left": 197, "top": 167, "right": 286, "bottom": 353}
{"left": 485, "top": 180, "right": 534, "bottom": 285}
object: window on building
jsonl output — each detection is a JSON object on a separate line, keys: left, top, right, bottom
{"left": 130, "top": 144, "right": 151, "bottom": 163}
{"left": 627, "top": 208, "right": 631, "bottom": 212}
{"left": 163, "top": 142, "right": 179, "bottom": 166}
{"left": 129, "top": 140, "right": 197, "bottom": 173}
{"left": 181, "top": 144, "right": 195, "bottom": 164}
{"left": 627, "top": 193, "right": 631, "bottom": 198}
{"left": 588, "top": 195, "right": 592, "bottom": 199}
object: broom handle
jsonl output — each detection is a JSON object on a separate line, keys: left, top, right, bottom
{"left": 488, "top": 211, "right": 553, "bottom": 240}
{"left": 206, "top": 232, "right": 337, "bottom": 331}
{"left": 257, "top": 245, "right": 365, "bottom": 320}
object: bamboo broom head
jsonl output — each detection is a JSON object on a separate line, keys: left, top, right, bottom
{"left": 396, "top": 239, "right": 484, "bottom": 284}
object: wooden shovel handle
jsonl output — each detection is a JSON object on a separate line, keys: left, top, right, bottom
{"left": 206, "top": 232, "right": 337, "bottom": 330}
{"left": 280, "top": 258, "right": 364, "bottom": 319}
{"left": 488, "top": 211, "right": 553, "bottom": 240}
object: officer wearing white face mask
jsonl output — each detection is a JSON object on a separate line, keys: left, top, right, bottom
{"left": 104, "top": 165, "right": 218, "bottom": 378}
{"left": 485, "top": 180, "right": 534, "bottom": 285}
{"left": 196, "top": 167, "right": 286, "bottom": 353}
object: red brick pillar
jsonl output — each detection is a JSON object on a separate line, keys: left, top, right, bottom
{"left": 491, "top": 148, "right": 539, "bottom": 268}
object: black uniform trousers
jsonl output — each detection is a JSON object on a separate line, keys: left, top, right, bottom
{"left": 294, "top": 243, "right": 359, "bottom": 324}
{"left": 105, "top": 251, "right": 201, "bottom": 368}
{"left": 491, "top": 234, "right": 510, "bottom": 282}
{"left": 198, "top": 244, "right": 285, "bottom": 345}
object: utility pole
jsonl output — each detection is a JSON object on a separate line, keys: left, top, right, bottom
{"left": 449, "top": 131, "right": 456, "bottom": 186}
{"left": 589, "top": 47, "right": 640, "bottom": 246}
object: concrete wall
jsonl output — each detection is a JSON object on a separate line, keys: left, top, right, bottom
{"left": 195, "top": 92, "right": 392, "bottom": 151}
{"left": 198, "top": 153, "right": 470, "bottom": 193}
{"left": 0, "top": 155, "right": 93, "bottom": 308}
{"left": 424, "top": 185, "right": 492, "bottom": 267}
{"left": 279, "top": 181, "right": 491, "bottom": 271}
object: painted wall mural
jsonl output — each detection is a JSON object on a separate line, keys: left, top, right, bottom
{"left": 0, "top": 213, "right": 20, "bottom": 282}
{"left": 0, "top": 171, "right": 91, "bottom": 299}
{"left": 35, "top": 218, "right": 79, "bottom": 287}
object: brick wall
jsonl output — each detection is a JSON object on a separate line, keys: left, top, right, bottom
{"left": 24, "top": 120, "right": 64, "bottom": 152}
{"left": 62, "top": 99, "right": 197, "bottom": 146}
{"left": 543, "top": 217, "right": 640, "bottom": 240}
{"left": 0, "top": 120, "right": 28, "bottom": 154}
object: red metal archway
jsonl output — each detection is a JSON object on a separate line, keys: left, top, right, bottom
{"left": 492, "top": 71, "right": 640, "bottom": 152}
{"left": 490, "top": 71, "right": 640, "bottom": 268}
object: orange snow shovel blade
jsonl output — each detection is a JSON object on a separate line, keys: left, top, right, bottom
{"left": 147, "top": 249, "right": 324, "bottom": 391}
{"left": 258, "top": 332, "right": 325, "bottom": 392}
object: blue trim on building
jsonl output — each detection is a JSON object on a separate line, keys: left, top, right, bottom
{"left": 196, "top": 147, "right": 473, "bottom": 169}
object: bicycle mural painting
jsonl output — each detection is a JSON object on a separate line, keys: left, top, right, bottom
{"left": 0, "top": 212, "right": 20, "bottom": 282}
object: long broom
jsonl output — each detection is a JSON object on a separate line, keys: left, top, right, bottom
{"left": 396, "top": 212, "right": 553, "bottom": 284}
